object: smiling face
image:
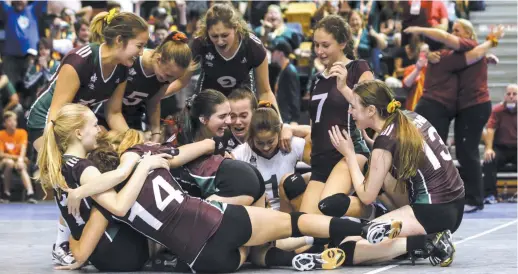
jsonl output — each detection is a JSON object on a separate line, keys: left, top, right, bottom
{"left": 253, "top": 130, "right": 279, "bottom": 158}
{"left": 153, "top": 58, "right": 186, "bottom": 83}
{"left": 348, "top": 12, "right": 363, "bottom": 33}
{"left": 229, "top": 98, "right": 253, "bottom": 139}
{"left": 348, "top": 93, "right": 376, "bottom": 130}
{"left": 202, "top": 101, "right": 232, "bottom": 137}
{"left": 117, "top": 31, "right": 149, "bottom": 67}
{"left": 313, "top": 28, "right": 345, "bottom": 67}
{"left": 452, "top": 22, "right": 471, "bottom": 39}
{"left": 76, "top": 110, "right": 101, "bottom": 152}
{"left": 208, "top": 21, "right": 237, "bottom": 54}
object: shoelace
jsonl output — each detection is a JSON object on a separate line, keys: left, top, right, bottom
{"left": 429, "top": 255, "right": 442, "bottom": 266}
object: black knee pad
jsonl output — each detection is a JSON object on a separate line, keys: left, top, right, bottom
{"left": 338, "top": 241, "right": 357, "bottom": 266}
{"left": 283, "top": 173, "right": 307, "bottom": 200}
{"left": 249, "top": 164, "right": 266, "bottom": 203}
{"left": 318, "top": 193, "right": 351, "bottom": 217}
{"left": 289, "top": 212, "right": 306, "bottom": 237}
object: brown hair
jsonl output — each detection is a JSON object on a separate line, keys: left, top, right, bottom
{"left": 246, "top": 101, "right": 281, "bottom": 146}
{"left": 314, "top": 15, "right": 356, "bottom": 60}
{"left": 36, "top": 104, "right": 92, "bottom": 195}
{"left": 3, "top": 111, "right": 17, "bottom": 122}
{"left": 228, "top": 87, "right": 258, "bottom": 110}
{"left": 152, "top": 31, "right": 193, "bottom": 70}
{"left": 353, "top": 80, "right": 424, "bottom": 190}
{"left": 195, "top": 3, "right": 251, "bottom": 42}
{"left": 87, "top": 146, "right": 120, "bottom": 173}
{"left": 90, "top": 8, "right": 148, "bottom": 46}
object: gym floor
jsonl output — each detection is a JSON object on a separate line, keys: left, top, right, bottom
{"left": 0, "top": 202, "right": 516, "bottom": 274}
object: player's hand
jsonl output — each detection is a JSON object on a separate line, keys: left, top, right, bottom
{"left": 490, "top": 24, "right": 506, "bottom": 40}
{"left": 483, "top": 148, "right": 496, "bottom": 163}
{"left": 329, "top": 125, "right": 355, "bottom": 159}
{"left": 142, "top": 152, "right": 172, "bottom": 170}
{"left": 329, "top": 61, "right": 349, "bottom": 93}
{"left": 279, "top": 124, "right": 293, "bottom": 153}
{"left": 224, "top": 151, "right": 235, "bottom": 159}
{"left": 62, "top": 187, "right": 82, "bottom": 217}
{"left": 55, "top": 260, "right": 86, "bottom": 270}
{"left": 486, "top": 53, "right": 499, "bottom": 65}
{"left": 427, "top": 51, "right": 441, "bottom": 64}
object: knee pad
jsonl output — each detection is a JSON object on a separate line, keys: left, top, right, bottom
{"left": 289, "top": 212, "right": 306, "bottom": 237}
{"left": 318, "top": 193, "right": 351, "bottom": 217}
{"left": 338, "top": 241, "right": 357, "bottom": 266}
{"left": 283, "top": 173, "right": 307, "bottom": 200}
{"left": 248, "top": 164, "right": 266, "bottom": 203}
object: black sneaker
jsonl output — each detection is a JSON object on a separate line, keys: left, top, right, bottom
{"left": 26, "top": 194, "right": 38, "bottom": 204}
{"left": 428, "top": 230, "right": 455, "bottom": 267}
{"left": 143, "top": 250, "right": 189, "bottom": 272}
{"left": 361, "top": 219, "right": 402, "bottom": 244}
{"left": 0, "top": 192, "right": 11, "bottom": 203}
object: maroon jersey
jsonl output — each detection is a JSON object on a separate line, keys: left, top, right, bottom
{"left": 191, "top": 34, "right": 266, "bottom": 96}
{"left": 309, "top": 60, "right": 371, "bottom": 171}
{"left": 487, "top": 103, "right": 517, "bottom": 146}
{"left": 373, "top": 111, "right": 465, "bottom": 204}
{"left": 27, "top": 43, "right": 128, "bottom": 129}
{"left": 114, "top": 144, "right": 225, "bottom": 265}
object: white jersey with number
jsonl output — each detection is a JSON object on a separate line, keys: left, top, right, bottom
{"left": 232, "top": 137, "right": 305, "bottom": 210}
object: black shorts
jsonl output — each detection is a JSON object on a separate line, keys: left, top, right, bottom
{"left": 96, "top": 113, "right": 145, "bottom": 131}
{"left": 89, "top": 223, "right": 150, "bottom": 271}
{"left": 192, "top": 205, "right": 252, "bottom": 273}
{"left": 411, "top": 198, "right": 465, "bottom": 234}
{"left": 27, "top": 127, "right": 44, "bottom": 148}
{"left": 214, "top": 160, "right": 265, "bottom": 203}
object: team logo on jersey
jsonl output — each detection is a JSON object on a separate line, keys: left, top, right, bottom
{"left": 217, "top": 76, "right": 237, "bottom": 88}
{"left": 206, "top": 61, "right": 213, "bottom": 67}
{"left": 241, "top": 57, "right": 247, "bottom": 64}
{"left": 88, "top": 83, "right": 95, "bottom": 90}
{"left": 228, "top": 138, "right": 235, "bottom": 147}
{"left": 129, "top": 68, "right": 137, "bottom": 76}
{"left": 115, "top": 78, "right": 120, "bottom": 84}
{"left": 90, "top": 73, "right": 97, "bottom": 83}
{"left": 17, "top": 15, "right": 29, "bottom": 29}
{"left": 249, "top": 155, "right": 257, "bottom": 167}
{"left": 205, "top": 52, "right": 215, "bottom": 61}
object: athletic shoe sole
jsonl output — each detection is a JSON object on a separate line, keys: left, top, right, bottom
{"left": 292, "top": 248, "right": 346, "bottom": 271}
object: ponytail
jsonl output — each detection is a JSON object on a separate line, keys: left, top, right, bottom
{"left": 36, "top": 124, "right": 65, "bottom": 198}
{"left": 90, "top": 8, "right": 148, "bottom": 46}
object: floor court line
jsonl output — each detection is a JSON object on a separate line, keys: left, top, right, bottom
{"left": 363, "top": 219, "right": 518, "bottom": 274}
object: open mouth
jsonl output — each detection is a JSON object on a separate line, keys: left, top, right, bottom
{"left": 217, "top": 44, "right": 227, "bottom": 51}
{"left": 232, "top": 126, "right": 246, "bottom": 135}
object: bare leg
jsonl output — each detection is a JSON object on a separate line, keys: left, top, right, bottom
{"left": 2, "top": 159, "right": 15, "bottom": 194}
{"left": 17, "top": 163, "right": 34, "bottom": 195}
{"left": 299, "top": 181, "right": 325, "bottom": 214}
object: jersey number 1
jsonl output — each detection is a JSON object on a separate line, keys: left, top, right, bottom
{"left": 128, "top": 175, "right": 184, "bottom": 230}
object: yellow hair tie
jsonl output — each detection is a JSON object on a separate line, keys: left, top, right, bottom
{"left": 386, "top": 99, "right": 401, "bottom": 114}
{"left": 258, "top": 100, "right": 272, "bottom": 108}
{"left": 105, "top": 8, "right": 118, "bottom": 25}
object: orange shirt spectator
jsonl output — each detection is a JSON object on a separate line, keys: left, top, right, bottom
{"left": 403, "top": 64, "right": 427, "bottom": 111}
{"left": 0, "top": 127, "right": 27, "bottom": 156}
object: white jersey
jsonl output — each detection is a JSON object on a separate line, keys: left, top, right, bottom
{"left": 232, "top": 137, "right": 305, "bottom": 210}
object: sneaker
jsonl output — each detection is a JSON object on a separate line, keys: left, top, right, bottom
{"left": 52, "top": 242, "right": 76, "bottom": 266}
{"left": 143, "top": 249, "right": 190, "bottom": 272}
{"left": 292, "top": 248, "right": 346, "bottom": 271}
{"left": 483, "top": 195, "right": 498, "bottom": 205}
{"left": 26, "top": 194, "right": 38, "bottom": 204}
{"left": 0, "top": 192, "right": 11, "bottom": 203}
{"left": 428, "top": 230, "right": 455, "bottom": 267}
{"left": 361, "top": 220, "right": 402, "bottom": 244}
{"left": 464, "top": 204, "right": 483, "bottom": 213}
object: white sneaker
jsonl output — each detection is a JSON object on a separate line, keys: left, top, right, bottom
{"left": 52, "top": 242, "right": 76, "bottom": 266}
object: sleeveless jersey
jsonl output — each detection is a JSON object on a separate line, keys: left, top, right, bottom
{"left": 373, "top": 111, "right": 465, "bottom": 204}
{"left": 191, "top": 34, "right": 266, "bottom": 96}
{"left": 27, "top": 43, "right": 128, "bottom": 129}
{"left": 94, "top": 53, "right": 166, "bottom": 129}
{"left": 309, "top": 60, "right": 371, "bottom": 165}
{"left": 232, "top": 137, "right": 305, "bottom": 210}
{"left": 113, "top": 144, "right": 225, "bottom": 265}
{"left": 56, "top": 155, "right": 126, "bottom": 261}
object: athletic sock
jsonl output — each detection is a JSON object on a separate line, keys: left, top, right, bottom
{"left": 55, "top": 222, "right": 71, "bottom": 247}
{"left": 329, "top": 217, "right": 363, "bottom": 244}
{"left": 264, "top": 247, "right": 297, "bottom": 267}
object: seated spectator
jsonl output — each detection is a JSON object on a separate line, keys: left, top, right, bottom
{"left": 149, "top": 23, "right": 169, "bottom": 49}
{"left": 401, "top": 43, "right": 429, "bottom": 110}
{"left": 379, "top": 1, "right": 402, "bottom": 48}
{"left": 482, "top": 84, "right": 518, "bottom": 204}
{"left": 73, "top": 18, "right": 90, "bottom": 48}
{"left": 0, "top": 58, "right": 22, "bottom": 118}
{"left": 0, "top": 111, "right": 35, "bottom": 204}
{"left": 348, "top": 10, "right": 387, "bottom": 77}
{"left": 255, "top": 4, "right": 301, "bottom": 49}
{"left": 23, "top": 38, "right": 60, "bottom": 109}
{"left": 271, "top": 40, "right": 300, "bottom": 125}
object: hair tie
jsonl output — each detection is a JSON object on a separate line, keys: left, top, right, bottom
{"left": 386, "top": 99, "right": 401, "bottom": 114}
{"left": 105, "top": 8, "right": 118, "bottom": 25}
{"left": 186, "top": 94, "right": 197, "bottom": 109}
{"left": 258, "top": 100, "right": 273, "bottom": 108}
{"left": 50, "top": 120, "right": 56, "bottom": 125}
{"left": 171, "top": 31, "right": 188, "bottom": 43}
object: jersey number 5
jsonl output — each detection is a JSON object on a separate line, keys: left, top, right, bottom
{"left": 128, "top": 175, "right": 184, "bottom": 230}
{"left": 123, "top": 91, "right": 149, "bottom": 106}
{"left": 424, "top": 126, "right": 452, "bottom": 170}
{"left": 312, "top": 93, "right": 328, "bottom": 123}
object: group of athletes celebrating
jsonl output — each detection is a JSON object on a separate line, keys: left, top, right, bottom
{"left": 30, "top": 3, "right": 506, "bottom": 273}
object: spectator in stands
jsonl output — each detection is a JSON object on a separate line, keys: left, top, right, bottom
{"left": 255, "top": 5, "right": 301, "bottom": 49}
{"left": 348, "top": 10, "right": 387, "bottom": 78}
{"left": 149, "top": 23, "right": 169, "bottom": 49}
{"left": 271, "top": 40, "right": 300, "bottom": 125}
{"left": 482, "top": 84, "right": 517, "bottom": 204}
{"left": 23, "top": 38, "right": 60, "bottom": 109}
{"left": 393, "top": 34, "right": 424, "bottom": 79}
{"left": 0, "top": 111, "right": 35, "bottom": 204}
{"left": 0, "top": 1, "right": 47, "bottom": 91}
{"left": 0, "top": 58, "right": 22, "bottom": 119}
{"left": 73, "top": 18, "right": 90, "bottom": 48}
{"left": 401, "top": 44, "right": 428, "bottom": 111}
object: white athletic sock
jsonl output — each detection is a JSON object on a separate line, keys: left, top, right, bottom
{"left": 304, "top": 236, "right": 314, "bottom": 246}
{"left": 55, "top": 222, "right": 71, "bottom": 247}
